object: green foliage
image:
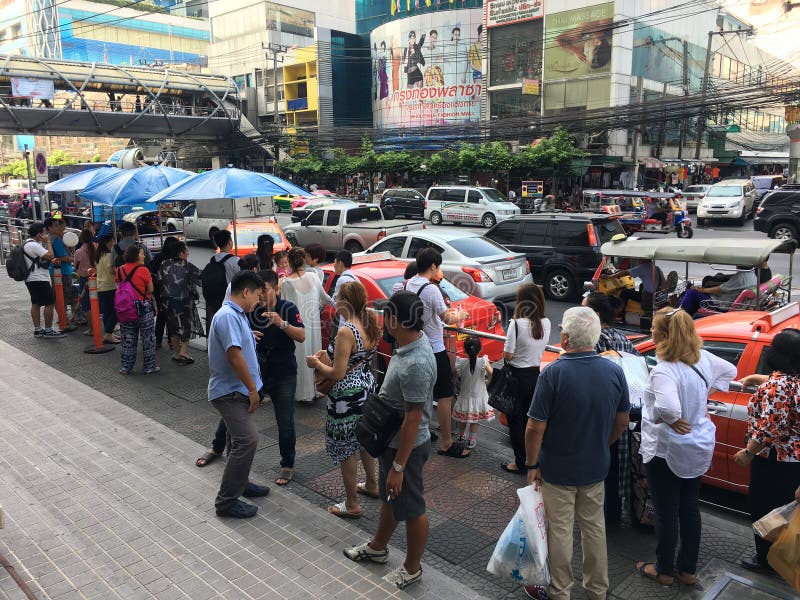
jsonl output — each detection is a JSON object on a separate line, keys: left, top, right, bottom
{"left": 90, "top": 153, "right": 102, "bottom": 163}
{"left": 0, "top": 149, "right": 77, "bottom": 179}
{"left": 376, "top": 150, "right": 421, "bottom": 174}
{"left": 515, "top": 127, "right": 588, "bottom": 175}
{"left": 356, "top": 136, "right": 378, "bottom": 175}
{"left": 426, "top": 149, "right": 458, "bottom": 176}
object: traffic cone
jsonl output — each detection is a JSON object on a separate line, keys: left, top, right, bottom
{"left": 84, "top": 275, "right": 114, "bottom": 354}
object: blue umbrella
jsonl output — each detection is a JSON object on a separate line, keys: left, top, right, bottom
{"left": 79, "top": 165, "right": 194, "bottom": 207}
{"left": 45, "top": 165, "right": 120, "bottom": 192}
{"left": 147, "top": 166, "right": 306, "bottom": 202}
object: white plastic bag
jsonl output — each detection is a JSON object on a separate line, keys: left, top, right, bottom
{"left": 755, "top": 501, "right": 799, "bottom": 543}
{"left": 517, "top": 486, "right": 550, "bottom": 585}
{"left": 486, "top": 487, "right": 551, "bottom": 586}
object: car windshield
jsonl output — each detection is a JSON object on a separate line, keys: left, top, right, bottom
{"left": 448, "top": 236, "right": 509, "bottom": 258}
{"left": 480, "top": 188, "right": 510, "bottom": 202}
{"left": 685, "top": 186, "right": 707, "bottom": 193}
{"left": 375, "top": 275, "right": 468, "bottom": 301}
{"left": 707, "top": 186, "right": 742, "bottom": 197}
{"left": 232, "top": 230, "right": 282, "bottom": 246}
{"left": 596, "top": 219, "right": 627, "bottom": 243}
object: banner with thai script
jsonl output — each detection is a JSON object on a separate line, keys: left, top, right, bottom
{"left": 370, "top": 8, "right": 485, "bottom": 129}
{"left": 486, "top": 0, "right": 543, "bottom": 28}
{"left": 10, "top": 77, "right": 55, "bottom": 100}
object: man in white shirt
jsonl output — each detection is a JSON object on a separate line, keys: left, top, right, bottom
{"left": 332, "top": 250, "right": 358, "bottom": 327}
{"left": 22, "top": 222, "right": 64, "bottom": 338}
{"left": 404, "top": 248, "right": 469, "bottom": 458}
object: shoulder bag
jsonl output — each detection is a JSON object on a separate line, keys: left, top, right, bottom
{"left": 356, "top": 391, "right": 404, "bottom": 458}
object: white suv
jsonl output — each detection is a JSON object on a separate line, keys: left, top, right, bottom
{"left": 697, "top": 179, "right": 756, "bottom": 226}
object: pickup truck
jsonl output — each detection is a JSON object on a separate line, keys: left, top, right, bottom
{"left": 284, "top": 204, "right": 424, "bottom": 253}
{"left": 166, "top": 203, "right": 232, "bottom": 244}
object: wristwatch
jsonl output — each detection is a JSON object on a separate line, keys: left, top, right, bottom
{"left": 281, "top": 320, "right": 289, "bottom": 330}
{"left": 392, "top": 461, "right": 404, "bottom": 473}
{"left": 744, "top": 448, "right": 752, "bottom": 457}
{"left": 525, "top": 462, "right": 540, "bottom": 469}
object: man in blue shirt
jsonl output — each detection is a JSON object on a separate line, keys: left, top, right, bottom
{"left": 208, "top": 271, "right": 269, "bottom": 519}
{"left": 45, "top": 216, "right": 76, "bottom": 329}
{"left": 252, "top": 270, "right": 305, "bottom": 487}
{"left": 525, "top": 307, "right": 630, "bottom": 600}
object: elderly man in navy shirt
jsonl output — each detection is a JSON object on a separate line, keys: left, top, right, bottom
{"left": 207, "top": 271, "right": 269, "bottom": 519}
{"left": 524, "top": 307, "right": 630, "bottom": 600}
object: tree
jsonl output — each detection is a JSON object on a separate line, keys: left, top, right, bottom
{"left": 515, "top": 127, "right": 587, "bottom": 176}
{"left": 0, "top": 149, "right": 77, "bottom": 180}
{"left": 426, "top": 148, "right": 458, "bottom": 176}
{"left": 376, "top": 150, "right": 422, "bottom": 177}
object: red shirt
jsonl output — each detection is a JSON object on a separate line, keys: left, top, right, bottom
{"left": 116, "top": 263, "right": 152, "bottom": 300}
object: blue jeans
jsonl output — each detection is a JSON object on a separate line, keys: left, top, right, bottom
{"left": 645, "top": 456, "right": 702, "bottom": 576}
{"left": 263, "top": 373, "right": 297, "bottom": 469}
{"left": 97, "top": 289, "right": 118, "bottom": 334}
{"left": 680, "top": 288, "right": 713, "bottom": 316}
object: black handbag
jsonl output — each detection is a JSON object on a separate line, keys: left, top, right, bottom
{"left": 487, "top": 361, "right": 516, "bottom": 415}
{"left": 356, "top": 392, "right": 404, "bottom": 458}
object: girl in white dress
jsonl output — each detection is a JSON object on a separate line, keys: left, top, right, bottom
{"left": 452, "top": 335, "right": 494, "bottom": 449}
{"left": 279, "top": 247, "right": 333, "bottom": 403}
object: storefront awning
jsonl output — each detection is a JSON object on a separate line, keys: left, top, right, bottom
{"left": 640, "top": 158, "right": 665, "bottom": 169}
{"left": 739, "top": 150, "right": 789, "bottom": 165}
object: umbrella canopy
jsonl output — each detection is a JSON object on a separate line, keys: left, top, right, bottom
{"left": 45, "top": 165, "right": 120, "bottom": 192}
{"left": 79, "top": 165, "right": 194, "bottom": 207}
{"left": 148, "top": 167, "right": 307, "bottom": 202}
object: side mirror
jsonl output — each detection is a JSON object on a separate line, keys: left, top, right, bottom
{"left": 301, "top": 218, "right": 309, "bottom": 227}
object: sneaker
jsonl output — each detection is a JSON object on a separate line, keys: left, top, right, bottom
{"left": 216, "top": 499, "right": 258, "bottom": 519}
{"left": 34, "top": 329, "right": 44, "bottom": 338}
{"left": 242, "top": 483, "right": 270, "bottom": 498}
{"left": 523, "top": 585, "right": 548, "bottom": 599}
{"left": 343, "top": 542, "right": 389, "bottom": 564}
{"left": 42, "top": 330, "right": 66, "bottom": 338}
{"left": 383, "top": 566, "right": 422, "bottom": 590}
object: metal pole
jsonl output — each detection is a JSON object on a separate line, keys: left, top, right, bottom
{"left": 694, "top": 30, "right": 714, "bottom": 161}
{"left": 631, "top": 77, "right": 643, "bottom": 189}
{"left": 272, "top": 49, "right": 280, "bottom": 171}
{"left": 23, "top": 145, "right": 36, "bottom": 220}
{"left": 231, "top": 198, "right": 238, "bottom": 255}
{"left": 678, "top": 40, "right": 688, "bottom": 160}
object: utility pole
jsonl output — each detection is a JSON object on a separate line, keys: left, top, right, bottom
{"left": 23, "top": 144, "right": 36, "bottom": 220}
{"left": 263, "top": 42, "right": 289, "bottom": 172}
{"left": 631, "top": 76, "right": 643, "bottom": 190}
{"left": 678, "top": 40, "right": 688, "bottom": 159}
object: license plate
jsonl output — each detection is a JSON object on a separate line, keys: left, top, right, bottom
{"left": 501, "top": 269, "right": 517, "bottom": 281}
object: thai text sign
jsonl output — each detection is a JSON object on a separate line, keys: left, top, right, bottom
{"left": 486, "top": 0, "right": 544, "bottom": 28}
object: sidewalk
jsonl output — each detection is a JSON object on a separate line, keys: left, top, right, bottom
{"left": 0, "top": 340, "right": 484, "bottom": 600}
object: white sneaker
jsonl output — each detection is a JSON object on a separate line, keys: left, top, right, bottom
{"left": 383, "top": 566, "right": 422, "bottom": 589}
{"left": 342, "top": 542, "right": 388, "bottom": 564}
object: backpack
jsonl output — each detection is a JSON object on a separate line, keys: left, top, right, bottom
{"left": 114, "top": 265, "right": 144, "bottom": 323}
{"left": 113, "top": 244, "right": 125, "bottom": 268}
{"left": 201, "top": 254, "right": 235, "bottom": 307}
{"left": 6, "top": 240, "right": 37, "bottom": 282}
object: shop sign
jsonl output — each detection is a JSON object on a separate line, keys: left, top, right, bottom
{"left": 521, "top": 78, "right": 540, "bottom": 95}
{"left": 486, "top": 0, "right": 544, "bottom": 28}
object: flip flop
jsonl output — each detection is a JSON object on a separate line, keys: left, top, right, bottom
{"left": 500, "top": 462, "right": 527, "bottom": 475}
{"left": 437, "top": 441, "right": 470, "bottom": 458}
{"left": 634, "top": 561, "right": 673, "bottom": 587}
{"left": 328, "top": 501, "right": 361, "bottom": 519}
{"left": 356, "top": 482, "right": 379, "bottom": 499}
{"left": 196, "top": 451, "right": 221, "bottom": 468}
{"left": 276, "top": 468, "right": 293, "bottom": 486}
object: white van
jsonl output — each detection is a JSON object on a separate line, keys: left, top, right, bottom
{"left": 697, "top": 179, "right": 757, "bottom": 226}
{"left": 424, "top": 186, "right": 520, "bottom": 228}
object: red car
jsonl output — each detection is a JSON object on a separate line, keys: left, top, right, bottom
{"left": 320, "top": 256, "right": 505, "bottom": 374}
{"left": 541, "top": 302, "right": 800, "bottom": 494}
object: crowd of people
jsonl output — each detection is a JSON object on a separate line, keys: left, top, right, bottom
{"left": 13, "top": 217, "right": 800, "bottom": 596}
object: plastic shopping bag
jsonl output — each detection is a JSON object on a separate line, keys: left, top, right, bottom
{"left": 516, "top": 486, "right": 551, "bottom": 585}
{"left": 768, "top": 506, "right": 800, "bottom": 592}
{"left": 486, "top": 487, "right": 550, "bottom": 586}
{"left": 754, "top": 501, "right": 798, "bottom": 543}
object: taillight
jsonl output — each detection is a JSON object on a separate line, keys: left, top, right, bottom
{"left": 587, "top": 223, "right": 598, "bottom": 246}
{"left": 525, "top": 259, "right": 531, "bottom": 275}
{"left": 424, "top": 200, "right": 427, "bottom": 209}
{"left": 376, "top": 230, "right": 386, "bottom": 241}
{"left": 461, "top": 266, "right": 493, "bottom": 282}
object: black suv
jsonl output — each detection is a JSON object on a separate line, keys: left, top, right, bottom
{"left": 485, "top": 213, "right": 627, "bottom": 301}
{"left": 379, "top": 188, "right": 425, "bottom": 219}
{"left": 754, "top": 186, "right": 800, "bottom": 242}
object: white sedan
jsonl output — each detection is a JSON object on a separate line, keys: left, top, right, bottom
{"left": 362, "top": 229, "right": 532, "bottom": 306}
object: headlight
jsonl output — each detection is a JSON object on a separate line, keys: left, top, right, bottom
{"left": 727, "top": 200, "right": 742, "bottom": 208}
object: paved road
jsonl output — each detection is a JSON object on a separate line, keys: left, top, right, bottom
{"left": 184, "top": 213, "right": 797, "bottom": 344}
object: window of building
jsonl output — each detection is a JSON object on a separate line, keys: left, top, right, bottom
{"left": 489, "top": 20, "right": 543, "bottom": 87}
{"left": 265, "top": 2, "right": 314, "bottom": 38}
{"left": 490, "top": 89, "right": 541, "bottom": 120}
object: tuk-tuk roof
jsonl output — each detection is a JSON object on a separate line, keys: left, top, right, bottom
{"left": 600, "top": 237, "right": 797, "bottom": 266}
{"left": 583, "top": 189, "right": 675, "bottom": 199}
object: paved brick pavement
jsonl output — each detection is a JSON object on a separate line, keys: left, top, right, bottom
{"left": 0, "top": 281, "right": 795, "bottom": 600}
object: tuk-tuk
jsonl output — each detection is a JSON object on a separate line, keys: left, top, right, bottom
{"left": 587, "top": 236, "right": 796, "bottom": 330}
{"left": 581, "top": 189, "right": 645, "bottom": 213}
{"left": 582, "top": 190, "right": 693, "bottom": 238}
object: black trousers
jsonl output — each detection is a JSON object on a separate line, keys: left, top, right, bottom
{"left": 506, "top": 365, "right": 539, "bottom": 468}
{"left": 749, "top": 450, "right": 800, "bottom": 564}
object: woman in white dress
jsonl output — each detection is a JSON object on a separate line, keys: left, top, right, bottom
{"left": 280, "top": 247, "right": 333, "bottom": 402}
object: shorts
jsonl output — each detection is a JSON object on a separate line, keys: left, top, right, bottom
{"left": 25, "top": 281, "right": 54, "bottom": 307}
{"left": 378, "top": 441, "right": 430, "bottom": 522}
{"left": 433, "top": 350, "right": 454, "bottom": 399}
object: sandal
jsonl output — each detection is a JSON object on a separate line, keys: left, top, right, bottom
{"left": 437, "top": 441, "right": 470, "bottom": 458}
{"left": 501, "top": 462, "right": 527, "bottom": 474}
{"left": 196, "top": 451, "right": 221, "bottom": 467}
{"left": 275, "top": 468, "right": 293, "bottom": 486}
{"left": 634, "top": 561, "right": 673, "bottom": 587}
{"left": 676, "top": 572, "right": 697, "bottom": 586}
{"left": 356, "top": 482, "right": 379, "bottom": 499}
{"left": 328, "top": 501, "right": 361, "bottom": 519}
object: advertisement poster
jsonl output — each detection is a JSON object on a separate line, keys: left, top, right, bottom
{"left": 521, "top": 78, "right": 540, "bottom": 95}
{"left": 10, "top": 77, "right": 55, "bottom": 100}
{"left": 386, "top": 0, "right": 483, "bottom": 19}
{"left": 370, "top": 8, "right": 485, "bottom": 129}
{"left": 486, "top": 0, "right": 543, "bottom": 28}
{"left": 544, "top": 2, "right": 614, "bottom": 80}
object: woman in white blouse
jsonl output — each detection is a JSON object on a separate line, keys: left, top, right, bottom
{"left": 500, "top": 283, "right": 551, "bottom": 475}
{"left": 635, "top": 308, "right": 736, "bottom": 587}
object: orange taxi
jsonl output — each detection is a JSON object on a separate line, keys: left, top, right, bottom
{"left": 227, "top": 218, "right": 291, "bottom": 257}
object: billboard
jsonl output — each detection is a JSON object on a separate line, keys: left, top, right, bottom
{"left": 370, "top": 8, "right": 484, "bottom": 128}
{"left": 543, "top": 2, "right": 614, "bottom": 80}
{"left": 486, "top": 0, "right": 543, "bottom": 28}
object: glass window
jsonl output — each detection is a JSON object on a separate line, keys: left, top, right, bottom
{"left": 346, "top": 206, "right": 382, "bottom": 223}
{"left": 489, "top": 19, "right": 543, "bottom": 87}
{"left": 707, "top": 186, "right": 743, "bottom": 197}
{"left": 371, "top": 236, "right": 406, "bottom": 257}
{"left": 306, "top": 210, "right": 324, "bottom": 226}
{"left": 521, "top": 222, "right": 549, "bottom": 245}
{"left": 428, "top": 188, "right": 447, "bottom": 201}
{"left": 554, "top": 222, "right": 588, "bottom": 246}
{"left": 408, "top": 237, "right": 444, "bottom": 257}
{"left": 375, "top": 275, "right": 405, "bottom": 297}
{"left": 447, "top": 237, "right": 507, "bottom": 258}
{"left": 467, "top": 190, "right": 482, "bottom": 203}
{"left": 596, "top": 219, "right": 627, "bottom": 243}
{"left": 481, "top": 188, "right": 511, "bottom": 202}
{"left": 184, "top": 204, "right": 196, "bottom": 217}
{"left": 445, "top": 189, "right": 466, "bottom": 203}
{"left": 326, "top": 210, "right": 340, "bottom": 226}
{"left": 230, "top": 230, "right": 282, "bottom": 246}
{"left": 703, "top": 340, "right": 747, "bottom": 367}
{"left": 487, "top": 221, "right": 519, "bottom": 246}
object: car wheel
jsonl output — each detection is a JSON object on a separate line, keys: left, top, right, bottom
{"left": 736, "top": 214, "right": 746, "bottom": 227}
{"left": 345, "top": 240, "right": 363, "bottom": 253}
{"left": 383, "top": 206, "right": 396, "bottom": 220}
{"left": 430, "top": 211, "right": 442, "bottom": 225}
{"left": 167, "top": 223, "right": 177, "bottom": 232}
{"left": 545, "top": 269, "right": 575, "bottom": 301}
{"left": 209, "top": 227, "right": 219, "bottom": 245}
{"left": 770, "top": 223, "right": 798, "bottom": 241}
{"left": 482, "top": 213, "right": 497, "bottom": 228}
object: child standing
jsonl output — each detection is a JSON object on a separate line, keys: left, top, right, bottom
{"left": 274, "top": 251, "right": 291, "bottom": 278}
{"left": 452, "top": 335, "right": 494, "bottom": 449}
